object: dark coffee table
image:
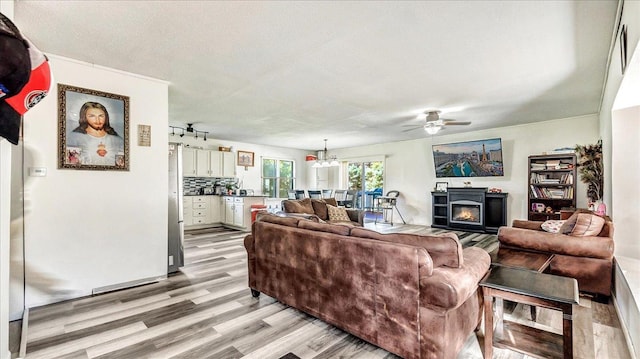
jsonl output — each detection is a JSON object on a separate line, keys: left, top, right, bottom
{"left": 481, "top": 266, "right": 579, "bottom": 359}
{"left": 490, "top": 247, "right": 554, "bottom": 272}
{"left": 490, "top": 247, "right": 554, "bottom": 321}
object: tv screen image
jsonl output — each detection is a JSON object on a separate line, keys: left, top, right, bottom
{"left": 433, "top": 138, "right": 504, "bottom": 178}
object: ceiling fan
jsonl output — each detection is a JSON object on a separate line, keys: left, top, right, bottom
{"left": 402, "top": 111, "right": 471, "bottom": 135}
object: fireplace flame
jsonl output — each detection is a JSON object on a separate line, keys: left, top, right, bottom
{"left": 456, "top": 209, "right": 478, "bottom": 221}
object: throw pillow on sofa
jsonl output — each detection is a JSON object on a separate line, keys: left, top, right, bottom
{"left": 570, "top": 213, "right": 605, "bottom": 237}
{"left": 283, "top": 198, "right": 314, "bottom": 214}
{"left": 541, "top": 220, "right": 566, "bottom": 233}
{"left": 327, "top": 204, "right": 351, "bottom": 222}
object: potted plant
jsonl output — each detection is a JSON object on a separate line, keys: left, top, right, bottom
{"left": 574, "top": 140, "right": 604, "bottom": 214}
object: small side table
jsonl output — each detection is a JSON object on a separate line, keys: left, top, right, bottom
{"left": 481, "top": 266, "right": 579, "bottom": 359}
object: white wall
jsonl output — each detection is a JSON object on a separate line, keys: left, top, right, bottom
{"left": 2, "top": 2, "right": 17, "bottom": 357}
{"left": 174, "top": 135, "right": 311, "bottom": 195}
{"left": 19, "top": 56, "right": 169, "bottom": 308}
{"left": 332, "top": 114, "right": 599, "bottom": 225}
{"left": 601, "top": 1, "right": 640, "bottom": 356}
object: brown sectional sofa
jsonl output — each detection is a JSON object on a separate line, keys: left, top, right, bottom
{"left": 498, "top": 213, "right": 614, "bottom": 298}
{"left": 244, "top": 213, "right": 491, "bottom": 359}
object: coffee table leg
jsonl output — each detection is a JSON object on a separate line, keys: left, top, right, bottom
{"left": 483, "top": 293, "right": 493, "bottom": 359}
{"left": 495, "top": 297, "right": 504, "bottom": 338}
{"left": 530, "top": 305, "right": 537, "bottom": 322}
{"left": 563, "top": 307, "right": 573, "bottom": 359}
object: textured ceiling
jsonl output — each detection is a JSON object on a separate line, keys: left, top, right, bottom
{"left": 13, "top": 1, "right": 617, "bottom": 150}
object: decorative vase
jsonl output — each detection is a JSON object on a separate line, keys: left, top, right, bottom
{"left": 596, "top": 201, "right": 607, "bottom": 216}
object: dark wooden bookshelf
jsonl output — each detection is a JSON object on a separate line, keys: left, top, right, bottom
{"left": 528, "top": 153, "right": 577, "bottom": 221}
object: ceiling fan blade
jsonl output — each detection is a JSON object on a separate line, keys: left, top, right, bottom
{"left": 401, "top": 126, "right": 423, "bottom": 132}
{"left": 442, "top": 121, "right": 471, "bottom": 126}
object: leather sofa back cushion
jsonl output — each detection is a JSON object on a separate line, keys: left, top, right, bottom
{"left": 283, "top": 198, "right": 314, "bottom": 214}
{"left": 350, "top": 228, "right": 463, "bottom": 268}
{"left": 570, "top": 213, "right": 605, "bottom": 237}
{"left": 310, "top": 198, "right": 339, "bottom": 221}
{"left": 311, "top": 199, "right": 329, "bottom": 220}
{"left": 257, "top": 213, "right": 300, "bottom": 228}
{"left": 298, "top": 219, "right": 352, "bottom": 236}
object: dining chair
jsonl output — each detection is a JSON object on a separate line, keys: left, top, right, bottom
{"left": 287, "top": 190, "right": 297, "bottom": 200}
{"left": 307, "top": 190, "right": 322, "bottom": 199}
{"left": 294, "top": 189, "right": 306, "bottom": 199}
{"left": 334, "top": 189, "right": 348, "bottom": 206}
{"left": 321, "top": 189, "right": 333, "bottom": 198}
{"left": 344, "top": 190, "right": 357, "bottom": 208}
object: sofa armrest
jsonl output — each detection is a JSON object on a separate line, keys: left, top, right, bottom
{"left": 244, "top": 234, "right": 256, "bottom": 289}
{"left": 420, "top": 247, "right": 490, "bottom": 310}
{"left": 498, "top": 226, "right": 614, "bottom": 260}
{"left": 346, "top": 209, "right": 364, "bottom": 225}
{"left": 512, "top": 219, "right": 544, "bottom": 231}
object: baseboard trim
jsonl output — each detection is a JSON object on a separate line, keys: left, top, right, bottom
{"left": 613, "top": 292, "right": 637, "bottom": 359}
{"left": 91, "top": 275, "right": 166, "bottom": 295}
{"left": 18, "top": 308, "right": 28, "bottom": 359}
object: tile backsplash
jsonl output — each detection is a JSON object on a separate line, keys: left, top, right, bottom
{"left": 183, "top": 177, "right": 237, "bottom": 195}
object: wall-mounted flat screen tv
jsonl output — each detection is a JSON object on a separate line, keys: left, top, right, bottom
{"left": 433, "top": 138, "right": 504, "bottom": 177}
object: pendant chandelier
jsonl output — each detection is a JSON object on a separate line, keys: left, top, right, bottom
{"left": 312, "top": 139, "right": 340, "bottom": 168}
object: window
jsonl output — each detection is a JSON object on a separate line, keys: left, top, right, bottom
{"left": 262, "top": 158, "right": 295, "bottom": 198}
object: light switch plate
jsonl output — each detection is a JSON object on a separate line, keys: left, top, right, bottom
{"left": 29, "top": 167, "right": 47, "bottom": 177}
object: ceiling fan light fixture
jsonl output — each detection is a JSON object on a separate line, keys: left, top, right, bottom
{"left": 424, "top": 124, "right": 441, "bottom": 135}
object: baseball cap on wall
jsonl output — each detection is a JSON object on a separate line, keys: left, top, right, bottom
{"left": 0, "top": 12, "right": 51, "bottom": 145}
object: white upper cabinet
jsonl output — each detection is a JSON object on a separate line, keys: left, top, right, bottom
{"left": 183, "top": 149, "right": 236, "bottom": 178}
{"left": 182, "top": 147, "right": 197, "bottom": 176}
{"left": 222, "top": 151, "right": 235, "bottom": 177}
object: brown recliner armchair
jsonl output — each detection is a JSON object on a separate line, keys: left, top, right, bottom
{"left": 497, "top": 210, "right": 614, "bottom": 298}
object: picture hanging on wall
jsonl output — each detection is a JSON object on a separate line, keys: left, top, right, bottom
{"left": 57, "top": 84, "right": 130, "bottom": 171}
{"left": 237, "top": 150, "right": 254, "bottom": 167}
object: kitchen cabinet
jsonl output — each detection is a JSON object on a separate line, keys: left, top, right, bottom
{"left": 195, "top": 149, "right": 210, "bottom": 177}
{"left": 182, "top": 147, "right": 197, "bottom": 177}
{"left": 224, "top": 197, "right": 235, "bottom": 225}
{"left": 222, "top": 196, "right": 265, "bottom": 231}
{"left": 184, "top": 196, "right": 223, "bottom": 228}
{"left": 189, "top": 150, "right": 235, "bottom": 178}
{"left": 190, "top": 196, "right": 210, "bottom": 225}
{"left": 183, "top": 197, "right": 193, "bottom": 225}
{"left": 222, "top": 151, "right": 235, "bottom": 177}
{"left": 209, "top": 196, "right": 222, "bottom": 223}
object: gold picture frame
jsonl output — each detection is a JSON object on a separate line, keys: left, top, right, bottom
{"left": 237, "top": 150, "right": 254, "bottom": 167}
{"left": 58, "top": 84, "right": 129, "bottom": 171}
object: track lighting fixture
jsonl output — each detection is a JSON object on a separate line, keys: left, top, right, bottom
{"left": 169, "top": 125, "right": 209, "bottom": 141}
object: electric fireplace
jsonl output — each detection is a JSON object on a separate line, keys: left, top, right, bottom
{"left": 450, "top": 200, "right": 483, "bottom": 226}
{"left": 448, "top": 188, "right": 486, "bottom": 230}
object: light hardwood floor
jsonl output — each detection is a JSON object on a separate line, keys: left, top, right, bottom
{"left": 15, "top": 224, "right": 632, "bottom": 359}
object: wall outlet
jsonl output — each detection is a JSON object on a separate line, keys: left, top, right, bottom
{"left": 168, "top": 255, "right": 174, "bottom": 266}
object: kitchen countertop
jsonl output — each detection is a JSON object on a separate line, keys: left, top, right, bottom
{"left": 184, "top": 194, "right": 268, "bottom": 198}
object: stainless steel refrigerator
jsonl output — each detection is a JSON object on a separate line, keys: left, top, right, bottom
{"left": 168, "top": 143, "right": 185, "bottom": 273}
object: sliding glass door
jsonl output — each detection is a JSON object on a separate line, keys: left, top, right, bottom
{"left": 346, "top": 161, "right": 384, "bottom": 210}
